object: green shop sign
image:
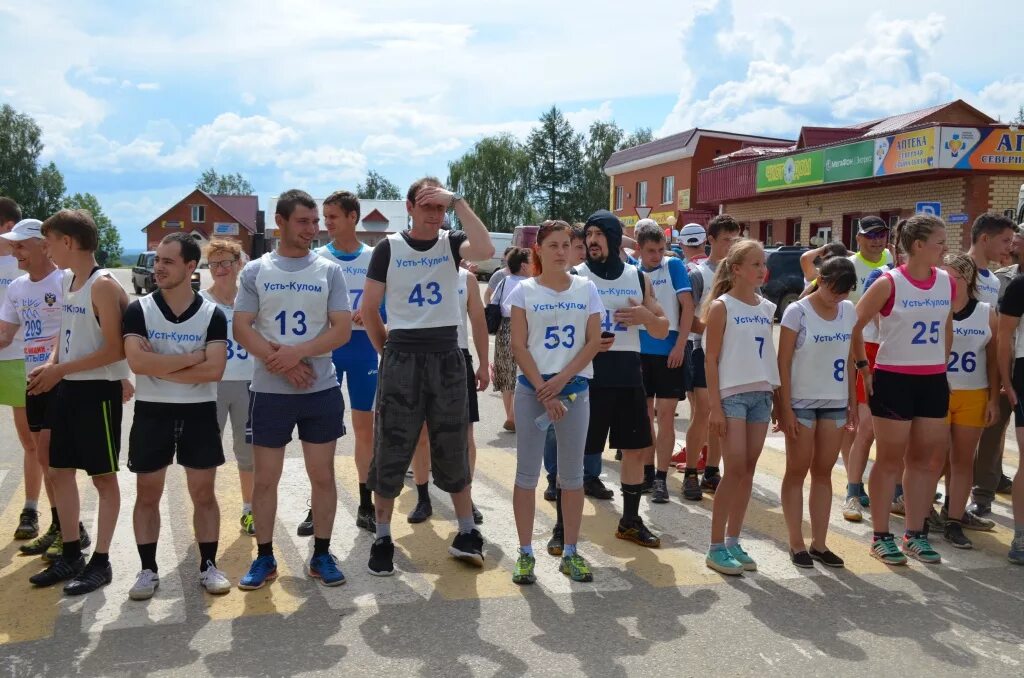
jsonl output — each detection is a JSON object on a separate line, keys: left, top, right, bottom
{"left": 756, "top": 150, "right": 824, "bottom": 192}
{"left": 824, "top": 140, "right": 875, "bottom": 183}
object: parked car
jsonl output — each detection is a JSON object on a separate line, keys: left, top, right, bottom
{"left": 471, "top": 231, "right": 513, "bottom": 280}
{"left": 761, "top": 245, "right": 809, "bottom": 319}
{"left": 131, "top": 251, "right": 201, "bottom": 295}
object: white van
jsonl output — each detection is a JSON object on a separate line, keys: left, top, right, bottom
{"left": 472, "top": 232, "right": 513, "bottom": 280}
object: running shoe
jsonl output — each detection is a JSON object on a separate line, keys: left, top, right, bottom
{"left": 20, "top": 523, "right": 58, "bottom": 556}
{"left": 560, "top": 552, "right": 593, "bottom": 582}
{"left": 696, "top": 446, "right": 707, "bottom": 472}
{"left": 808, "top": 547, "right": 845, "bottom": 568}
{"left": 705, "top": 548, "right": 743, "bottom": 575}
{"left": 512, "top": 551, "right": 536, "bottom": 585}
{"left": 64, "top": 562, "right": 113, "bottom": 595}
{"left": 45, "top": 523, "right": 91, "bottom": 562}
{"left": 543, "top": 477, "right": 557, "bottom": 502}
{"left": 547, "top": 525, "right": 564, "bottom": 556}
{"left": 670, "top": 445, "right": 687, "bottom": 466}
{"left": 407, "top": 500, "right": 432, "bottom": 524}
{"left": 902, "top": 535, "right": 941, "bottom": 564}
{"left": 842, "top": 496, "right": 863, "bottom": 522}
{"left": 700, "top": 470, "right": 721, "bottom": 494}
{"left": 238, "top": 555, "right": 278, "bottom": 590}
{"left": 583, "top": 477, "right": 614, "bottom": 500}
{"left": 968, "top": 501, "right": 991, "bottom": 517}
{"left": 790, "top": 550, "right": 814, "bottom": 568}
{"left": 240, "top": 510, "right": 255, "bottom": 536}
{"left": 926, "top": 508, "right": 945, "bottom": 532}
{"left": 502, "top": 420, "right": 516, "bottom": 432}
{"left": 942, "top": 522, "right": 972, "bottom": 549}
{"left": 15, "top": 509, "right": 39, "bottom": 540}
{"left": 368, "top": 536, "right": 395, "bottom": 576}
{"left": 1009, "top": 536, "right": 1024, "bottom": 565}
{"left": 614, "top": 449, "right": 622, "bottom": 461}
{"left": 356, "top": 505, "right": 376, "bottom": 533}
{"left": 308, "top": 553, "right": 346, "bottom": 586}
{"left": 200, "top": 562, "right": 232, "bottom": 594}
{"left": 959, "top": 510, "right": 996, "bottom": 532}
{"left": 651, "top": 479, "right": 670, "bottom": 504}
{"left": 129, "top": 569, "right": 160, "bottom": 600}
{"left": 870, "top": 536, "right": 907, "bottom": 566}
{"left": 727, "top": 543, "right": 757, "bottom": 571}
{"left": 615, "top": 517, "right": 661, "bottom": 548}
{"left": 858, "top": 489, "right": 870, "bottom": 508}
{"left": 681, "top": 471, "right": 702, "bottom": 501}
{"left": 296, "top": 509, "right": 314, "bottom": 537}
{"left": 890, "top": 495, "right": 906, "bottom": 516}
{"left": 472, "top": 504, "right": 484, "bottom": 525}
{"left": 996, "top": 474, "right": 1013, "bottom": 494}
{"left": 29, "top": 556, "right": 85, "bottom": 587}
{"left": 449, "top": 529, "right": 485, "bottom": 566}
{"left": 641, "top": 475, "right": 654, "bottom": 494}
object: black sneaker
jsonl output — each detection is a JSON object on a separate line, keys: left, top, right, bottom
{"left": 615, "top": 517, "right": 661, "bottom": 548}
{"left": 681, "top": 471, "right": 702, "bottom": 501}
{"left": 15, "top": 509, "right": 39, "bottom": 540}
{"left": 968, "top": 501, "right": 991, "bottom": 517}
{"left": 790, "top": 550, "right": 814, "bottom": 568}
{"left": 368, "top": 536, "right": 395, "bottom": 577}
{"left": 640, "top": 477, "right": 654, "bottom": 494}
{"left": 583, "top": 477, "right": 614, "bottom": 500}
{"left": 297, "top": 509, "right": 314, "bottom": 537}
{"left": 29, "top": 556, "right": 85, "bottom": 587}
{"left": 449, "top": 529, "right": 485, "bottom": 566}
{"left": 701, "top": 470, "right": 721, "bottom": 494}
{"left": 20, "top": 523, "right": 58, "bottom": 555}
{"left": 943, "top": 521, "right": 973, "bottom": 549}
{"left": 614, "top": 450, "right": 622, "bottom": 461}
{"left": 356, "top": 505, "right": 376, "bottom": 533}
{"left": 543, "top": 477, "right": 557, "bottom": 502}
{"left": 64, "top": 562, "right": 113, "bottom": 595}
{"left": 651, "top": 479, "right": 670, "bottom": 504}
{"left": 547, "top": 525, "right": 564, "bottom": 556}
{"left": 997, "top": 475, "right": 1013, "bottom": 494}
{"left": 407, "top": 500, "right": 432, "bottom": 524}
{"left": 472, "top": 504, "right": 484, "bottom": 525}
{"left": 808, "top": 547, "right": 845, "bottom": 568}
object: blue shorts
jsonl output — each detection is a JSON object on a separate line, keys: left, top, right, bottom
{"left": 721, "top": 390, "right": 773, "bottom": 423}
{"left": 792, "top": 406, "right": 847, "bottom": 429}
{"left": 331, "top": 331, "right": 379, "bottom": 412}
{"left": 248, "top": 387, "right": 346, "bottom": 448}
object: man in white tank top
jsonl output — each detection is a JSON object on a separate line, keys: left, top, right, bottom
{"left": 360, "top": 177, "right": 494, "bottom": 576}
{"left": 28, "top": 209, "right": 132, "bottom": 596}
{"left": 122, "top": 233, "right": 231, "bottom": 599}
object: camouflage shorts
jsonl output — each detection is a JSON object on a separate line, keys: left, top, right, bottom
{"left": 368, "top": 348, "right": 470, "bottom": 499}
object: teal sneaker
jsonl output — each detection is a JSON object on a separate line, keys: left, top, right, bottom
{"left": 870, "top": 536, "right": 907, "bottom": 566}
{"left": 902, "top": 535, "right": 941, "bottom": 564}
{"left": 705, "top": 548, "right": 744, "bottom": 575}
{"left": 559, "top": 553, "right": 593, "bottom": 582}
{"left": 1007, "top": 536, "right": 1024, "bottom": 565}
{"left": 238, "top": 555, "right": 278, "bottom": 590}
{"left": 512, "top": 551, "right": 536, "bottom": 585}
{"left": 726, "top": 543, "right": 757, "bottom": 572}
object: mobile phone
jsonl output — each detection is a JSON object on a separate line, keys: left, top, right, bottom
{"left": 601, "top": 331, "right": 615, "bottom": 339}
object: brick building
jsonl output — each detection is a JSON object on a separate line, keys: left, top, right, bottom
{"left": 142, "top": 190, "right": 259, "bottom": 254}
{"left": 696, "top": 100, "right": 1024, "bottom": 253}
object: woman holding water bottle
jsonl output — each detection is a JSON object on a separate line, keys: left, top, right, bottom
{"left": 507, "top": 220, "right": 604, "bottom": 585}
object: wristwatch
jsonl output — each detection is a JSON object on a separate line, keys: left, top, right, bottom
{"left": 855, "top": 359, "right": 869, "bottom": 370}
{"left": 448, "top": 192, "right": 464, "bottom": 210}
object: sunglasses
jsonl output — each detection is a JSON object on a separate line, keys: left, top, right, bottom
{"left": 861, "top": 230, "right": 889, "bottom": 240}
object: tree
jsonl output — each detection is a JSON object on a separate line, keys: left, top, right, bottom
{"left": 579, "top": 121, "right": 625, "bottom": 216}
{"left": 528, "top": 106, "right": 585, "bottom": 221}
{"left": 1013, "top": 105, "right": 1024, "bottom": 125}
{"left": 0, "top": 103, "right": 65, "bottom": 219}
{"left": 196, "top": 168, "right": 254, "bottom": 195}
{"left": 448, "top": 134, "right": 536, "bottom": 233}
{"left": 64, "top": 193, "right": 123, "bottom": 265}
{"left": 35, "top": 162, "right": 66, "bottom": 218}
{"left": 621, "top": 127, "right": 654, "bottom": 149}
{"left": 356, "top": 170, "right": 401, "bottom": 200}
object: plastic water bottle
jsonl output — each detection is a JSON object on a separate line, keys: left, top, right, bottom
{"left": 534, "top": 393, "right": 577, "bottom": 431}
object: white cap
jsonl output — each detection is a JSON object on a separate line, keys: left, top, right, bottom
{"left": 634, "top": 218, "right": 660, "bottom": 230}
{"left": 0, "top": 219, "right": 43, "bottom": 242}
{"left": 679, "top": 222, "right": 706, "bottom": 246}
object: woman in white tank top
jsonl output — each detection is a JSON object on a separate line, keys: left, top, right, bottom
{"left": 777, "top": 257, "right": 858, "bottom": 569}
{"left": 940, "top": 254, "right": 999, "bottom": 547}
{"left": 852, "top": 214, "right": 953, "bottom": 566}
{"left": 702, "top": 239, "right": 780, "bottom": 576}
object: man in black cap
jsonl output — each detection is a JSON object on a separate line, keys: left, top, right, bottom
{"left": 574, "top": 210, "right": 669, "bottom": 547}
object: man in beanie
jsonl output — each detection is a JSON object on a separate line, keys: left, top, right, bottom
{"left": 574, "top": 210, "right": 669, "bottom": 547}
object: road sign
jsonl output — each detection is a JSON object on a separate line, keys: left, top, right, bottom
{"left": 636, "top": 206, "right": 652, "bottom": 219}
{"left": 947, "top": 213, "right": 969, "bottom": 224}
{"left": 916, "top": 201, "right": 941, "bottom": 216}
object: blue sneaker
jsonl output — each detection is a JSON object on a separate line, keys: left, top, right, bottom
{"left": 308, "top": 552, "right": 346, "bottom": 586}
{"left": 1008, "top": 536, "right": 1024, "bottom": 565}
{"left": 727, "top": 543, "right": 757, "bottom": 571}
{"left": 238, "top": 555, "right": 277, "bottom": 590}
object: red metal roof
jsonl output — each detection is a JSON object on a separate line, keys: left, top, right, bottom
{"left": 605, "top": 129, "right": 699, "bottom": 169}
{"left": 362, "top": 208, "right": 389, "bottom": 223}
{"left": 797, "top": 127, "right": 861, "bottom": 148}
{"left": 206, "top": 193, "right": 258, "bottom": 233}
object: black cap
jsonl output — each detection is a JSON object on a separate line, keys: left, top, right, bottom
{"left": 858, "top": 216, "right": 888, "bottom": 235}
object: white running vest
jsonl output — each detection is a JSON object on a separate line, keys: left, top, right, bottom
{"left": 948, "top": 301, "right": 991, "bottom": 391}
{"left": 254, "top": 253, "right": 334, "bottom": 358}
{"left": 3, "top": 269, "right": 63, "bottom": 375}
{"left": 384, "top": 232, "right": 461, "bottom": 330}
{"left": 789, "top": 299, "right": 856, "bottom": 401}
{"left": 136, "top": 294, "right": 217, "bottom": 403}
{"left": 60, "top": 268, "right": 130, "bottom": 381}
{"left": 200, "top": 289, "right": 253, "bottom": 382}
{"left": 575, "top": 262, "right": 642, "bottom": 353}
{"left": 520, "top": 276, "right": 594, "bottom": 379}
{"left": 317, "top": 245, "right": 373, "bottom": 332}
{"left": 876, "top": 268, "right": 952, "bottom": 368}
{"left": 975, "top": 269, "right": 1000, "bottom": 307}
{"left": 689, "top": 260, "right": 716, "bottom": 344}
{"left": 646, "top": 258, "right": 680, "bottom": 333}
{"left": 849, "top": 250, "right": 892, "bottom": 304}
{"left": 0, "top": 255, "right": 24, "bottom": 361}
{"left": 716, "top": 294, "right": 780, "bottom": 391}
{"left": 456, "top": 268, "right": 470, "bottom": 350}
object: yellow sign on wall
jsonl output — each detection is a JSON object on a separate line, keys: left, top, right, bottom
{"left": 677, "top": 188, "right": 691, "bottom": 210}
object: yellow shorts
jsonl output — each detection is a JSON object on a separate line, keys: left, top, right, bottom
{"left": 946, "top": 388, "right": 988, "bottom": 428}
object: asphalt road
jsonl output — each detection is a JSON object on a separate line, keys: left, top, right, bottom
{"left": 0, "top": 269, "right": 1020, "bottom": 677}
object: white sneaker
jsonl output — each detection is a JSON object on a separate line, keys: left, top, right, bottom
{"left": 129, "top": 569, "right": 160, "bottom": 601}
{"left": 199, "top": 562, "right": 231, "bottom": 595}
{"left": 842, "top": 496, "right": 862, "bottom": 522}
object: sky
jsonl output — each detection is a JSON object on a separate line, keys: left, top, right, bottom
{"left": 2, "top": 0, "right": 1021, "bottom": 249}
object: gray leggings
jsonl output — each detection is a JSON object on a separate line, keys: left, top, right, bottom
{"left": 216, "top": 380, "right": 253, "bottom": 471}
{"left": 514, "top": 384, "right": 589, "bottom": 490}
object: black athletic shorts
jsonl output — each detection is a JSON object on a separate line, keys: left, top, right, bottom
{"left": 463, "top": 349, "right": 480, "bottom": 424}
{"left": 688, "top": 344, "right": 707, "bottom": 390}
{"left": 129, "top": 401, "right": 225, "bottom": 473}
{"left": 26, "top": 389, "right": 55, "bottom": 432}
{"left": 49, "top": 379, "right": 123, "bottom": 476}
{"left": 869, "top": 369, "right": 949, "bottom": 421}
{"left": 584, "top": 385, "right": 652, "bottom": 454}
{"left": 1011, "top": 358, "right": 1024, "bottom": 428}
{"left": 641, "top": 353, "right": 688, "bottom": 401}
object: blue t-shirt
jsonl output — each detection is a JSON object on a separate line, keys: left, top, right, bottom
{"left": 640, "top": 257, "right": 691, "bottom": 356}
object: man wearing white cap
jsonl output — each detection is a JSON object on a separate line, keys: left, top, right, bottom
{"left": 679, "top": 223, "right": 709, "bottom": 269}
